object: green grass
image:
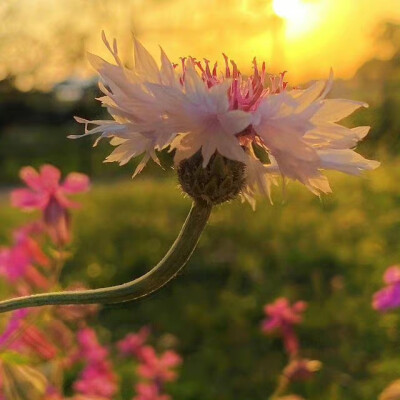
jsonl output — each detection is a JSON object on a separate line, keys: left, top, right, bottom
{"left": 1, "top": 160, "right": 400, "bottom": 400}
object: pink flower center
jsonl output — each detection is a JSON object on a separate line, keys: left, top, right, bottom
{"left": 179, "top": 55, "right": 287, "bottom": 113}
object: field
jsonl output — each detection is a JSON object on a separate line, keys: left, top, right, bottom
{"left": 1, "top": 159, "right": 398, "bottom": 400}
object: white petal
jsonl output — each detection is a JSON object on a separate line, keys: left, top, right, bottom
{"left": 313, "top": 99, "right": 368, "bottom": 122}
{"left": 208, "top": 80, "right": 231, "bottom": 113}
{"left": 183, "top": 63, "right": 211, "bottom": 108}
{"left": 133, "top": 154, "right": 151, "bottom": 177}
{"left": 289, "top": 80, "right": 325, "bottom": 110}
{"left": 133, "top": 37, "right": 160, "bottom": 82}
{"left": 200, "top": 127, "right": 246, "bottom": 167}
{"left": 218, "top": 110, "right": 251, "bottom": 135}
{"left": 318, "top": 149, "right": 380, "bottom": 175}
{"left": 172, "top": 133, "right": 202, "bottom": 164}
{"left": 244, "top": 154, "right": 277, "bottom": 200}
{"left": 159, "top": 47, "right": 176, "bottom": 86}
{"left": 351, "top": 126, "right": 370, "bottom": 140}
{"left": 304, "top": 123, "right": 371, "bottom": 149}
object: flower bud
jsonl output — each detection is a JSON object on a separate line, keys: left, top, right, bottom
{"left": 177, "top": 152, "right": 246, "bottom": 205}
{"left": 284, "top": 359, "right": 322, "bottom": 382}
{"left": 43, "top": 197, "right": 71, "bottom": 247}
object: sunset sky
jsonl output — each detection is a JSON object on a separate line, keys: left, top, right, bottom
{"left": 0, "top": 0, "right": 399, "bottom": 90}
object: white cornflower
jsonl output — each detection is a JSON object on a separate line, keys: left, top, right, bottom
{"left": 71, "top": 33, "right": 379, "bottom": 206}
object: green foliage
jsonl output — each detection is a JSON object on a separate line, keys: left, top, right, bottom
{"left": 2, "top": 164, "right": 398, "bottom": 400}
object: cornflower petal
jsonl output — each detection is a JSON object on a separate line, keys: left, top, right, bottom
{"left": 312, "top": 98, "right": 368, "bottom": 122}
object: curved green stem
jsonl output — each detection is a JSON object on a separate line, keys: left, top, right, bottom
{"left": 0, "top": 201, "right": 212, "bottom": 314}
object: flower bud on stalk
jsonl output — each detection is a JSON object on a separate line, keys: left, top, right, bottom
{"left": 43, "top": 197, "right": 71, "bottom": 247}
{"left": 283, "top": 359, "right": 322, "bottom": 382}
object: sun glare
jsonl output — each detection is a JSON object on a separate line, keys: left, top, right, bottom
{"left": 273, "top": 0, "right": 304, "bottom": 19}
{"left": 272, "top": 0, "right": 318, "bottom": 37}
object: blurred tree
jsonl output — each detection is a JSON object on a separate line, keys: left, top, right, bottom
{"left": 0, "top": 0, "right": 280, "bottom": 91}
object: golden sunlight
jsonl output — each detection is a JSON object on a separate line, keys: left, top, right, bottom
{"left": 0, "top": 0, "right": 399, "bottom": 89}
{"left": 273, "top": 0, "right": 306, "bottom": 20}
{"left": 272, "top": 0, "right": 319, "bottom": 37}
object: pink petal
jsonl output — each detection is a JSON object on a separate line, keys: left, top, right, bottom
{"left": 162, "top": 350, "right": 182, "bottom": 367}
{"left": 293, "top": 301, "right": 308, "bottom": 313}
{"left": 25, "top": 266, "right": 50, "bottom": 289}
{"left": 384, "top": 266, "right": 400, "bottom": 285}
{"left": 19, "top": 166, "right": 42, "bottom": 190}
{"left": 62, "top": 173, "right": 90, "bottom": 194}
{"left": 40, "top": 164, "right": 61, "bottom": 189}
{"left": 11, "top": 189, "right": 46, "bottom": 210}
{"left": 21, "top": 324, "right": 58, "bottom": 359}
{"left": 261, "top": 319, "right": 278, "bottom": 332}
{"left": 26, "top": 237, "right": 50, "bottom": 268}
{"left": 55, "top": 191, "right": 81, "bottom": 209}
{"left": 373, "top": 284, "right": 400, "bottom": 311}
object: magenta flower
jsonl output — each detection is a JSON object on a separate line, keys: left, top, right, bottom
{"left": 76, "top": 328, "right": 109, "bottom": 363}
{"left": 74, "top": 360, "right": 118, "bottom": 399}
{"left": 16, "top": 323, "right": 58, "bottom": 360}
{"left": 73, "top": 328, "right": 118, "bottom": 399}
{"left": 137, "top": 347, "right": 182, "bottom": 383}
{"left": 117, "top": 327, "right": 150, "bottom": 358}
{"left": 261, "top": 297, "right": 307, "bottom": 356}
{"left": 373, "top": 265, "right": 400, "bottom": 311}
{"left": 0, "top": 225, "right": 50, "bottom": 288}
{"left": 0, "top": 309, "right": 58, "bottom": 360}
{"left": 133, "top": 383, "right": 170, "bottom": 400}
{"left": 0, "top": 309, "right": 29, "bottom": 348}
{"left": 71, "top": 396, "right": 110, "bottom": 400}
{"left": 11, "top": 165, "right": 90, "bottom": 246}
{"left": 43, "top": 387, "right": 64, "bottom": 400}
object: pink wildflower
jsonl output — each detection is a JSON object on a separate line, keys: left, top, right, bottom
{"left": 0, "top": 309, "right": 58, "bottom": 360}
{"left": 71, "top": 396, "right": 109, "bottom": 400}
{"left": 73, "top": 328, "right": 118, "bottom": 399}
{"left": 133, "top": 382, "right": 170, "bottom": 400}
{"left": 75, "top": 328, "right": 109, "bottom": 362}
{"left": 73, "top": 360, "right": 118, "bottom": 399}
{"left": 261, "top": 297, "right": 307, "bottom": 356}
{"left": 117, "top": 327, "right": 150, "bottom": 358}
{"left": 11, "top": 165, "right": 90, "bottom": 246}
{"left": 15, "top": 323, "right": 58, "bottom": 360}
{"left": 44, "top": 386, "right": 64, "bottom": 400}
{"left": 0, "top": 309, "right": 29, "bottom": 348}
{"left": 373, "top": 265, "right": 400, "bottom": 311}
{"left": 137, "top": 346, "right": 182, "bottom": 383}
{"left": 0, "top": 225, "right": 50, "bottom": 288}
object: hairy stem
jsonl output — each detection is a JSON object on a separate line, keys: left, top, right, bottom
{"left": 0, "top": 201, "right": 212, "bottom": 314}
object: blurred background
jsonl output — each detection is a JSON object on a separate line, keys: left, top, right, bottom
{"left": 1, "top": 0, "right": 400, "bottom": 399}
